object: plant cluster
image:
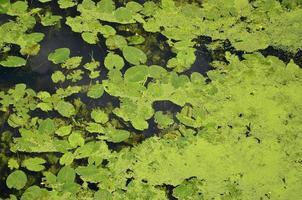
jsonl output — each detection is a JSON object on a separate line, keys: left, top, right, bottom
{"left": 0, "top": 0, "right": 302, "bottom": 199}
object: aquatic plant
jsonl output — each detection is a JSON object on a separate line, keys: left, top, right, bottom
{"left": 0, "top": 0, "right": 302, "bottom": 199}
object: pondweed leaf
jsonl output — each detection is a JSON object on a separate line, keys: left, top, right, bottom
{"left": 6, "top": 170, "right": 27, "bottom": 190}
{"left": 85, "top": 122, "right": 105, "bottom": 133}
{"left": 154, "top": 111, "right": 174, "bottom": 129}
{"left": 91, "top": 109, "right": 109, "bottom": 124}
{"left": 104, "top": 52, "right": 124, "bottom": 70}
{"left": 122, "top": 46, "right": 147, "bottom": 65}
{"left": 51, "top": 71, "right": 66, "bottom": 83}
{"left": 68, "top": 131, "right": 85, "bottom": 148}
{"left": 57, "top": 166, "right": 76, "bottom": 184}
{"left": 56, "top": 125, "right": 72, "bottom": 136}
{"left": 40, "top": 12, "right": 62, "bottom": 26}
{"left": 60, "top": 152, "right": 74, "bottom": 166}
{"left": 22, "top": 157, "right": 46, "bottom": 172}
{"left": 55, "top": 101, "right": 76, "bottom": 117}
{"left": 8, "top": 158, "right": 19, "bottom": 170}
{"left": 105, "top": 35, "right": 127, "bottom": 50}
{"left": 48, "top": 48, "right": 70, "bottom": 64}
{"left": 62, "top": 56, "right": 82, "bottom": 69}
{"left": 0, "top": 56, "right": 26, "bottom": 67}
{"left": 81, "top": 32, "right": 98, "bottom": 44}
{"left": 102, "top": 127, "right": 130, "bottom": 143}
{"left": 124, "top": 65, "right": 149, "bottom": 83}
{"left": 87, "top": 83, "right": 104, "bottom": 99}
{"left": 38, "top": 118, "right": 56, "bottom": 135}
{"left": 58, "top": 0, "right": 77, "bottom": 9}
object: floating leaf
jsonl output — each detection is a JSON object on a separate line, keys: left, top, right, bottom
{"left": 22, "top": 157, "right": 46, "bottom": 172}
{"left": 127, "top": 35, "right": 145, "bottom": 45}
{"left": 122, "top": 46, "right": 147, "bottom": 65}
{"left": 105, "top": 35, "right": 127, "bottom": 50}
{"left": 55, "top": 101, "right": 76, "bottom": 117}
{"left": 8, "top": 159, "right": 19, "bottom": 170}
{"left": 39, "top": 0, "right": 51, "bottom": 3}
{"left": 58, "top": 0, "right": 77, "bottom": 9}
{"left": 124, "top": 65, "right": 149, "bottom": 83}
{"left": 6, "top": 170, "right": 27, "bottom": 190}
{"left": 57, "top": 166, "right": 76, "bottom": 184}
{"left": 38, "top": 118, "right": 56, "bottom": 135}
{"left": 85, "top": 122, "right": 105, "bottom": 134}
{"left": 48, "top": 48, "right": 70, "bottom": 64}
{"left": 0, "top": 56, "right": 26, "bottom": 67}
{"left": 87, "top": 83, "right": 104, "bottom": 99}
{"left": 40, "top": 12, "right": 62, "bottom": 26}
{"left": 104, "top": 52, "right": 124, "bottom": 70}
{"left": 56, "top": 125, "right": 72, "bottom": 136}
{"left": 114, "top": 7, "right": 133, "bottom": 22}
{"left": 154, "top": 111, "right": 174, "bottom": 129}
{"left": 102, "top": 127, "right": 130, "bottom": 143}
{"left": 62, "top": 56, "right": 82, "bottom": 69}
{"left": 68, "top": 131, "right": 85, "bottom": 148}
{"left": 60, "top": 152, "right": 74, "bottom": 166}
{"left": 81, "top": 32, "right": 98, "bottom": 44}
{"left": 51, "top": 71, "right": 65, "bottom": 83}
{"left": 91, "top": 109, "right": 109, "bottom": 124}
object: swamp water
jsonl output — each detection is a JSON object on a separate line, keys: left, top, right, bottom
{"left": 0, "top": 0, "right": 302, "bottom": 199}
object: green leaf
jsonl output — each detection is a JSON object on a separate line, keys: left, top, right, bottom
{"left": 62, "top": 56, "right": 82, "bottom": 69}
{"left": 38, "top": 118, "right": 56, "bottom": 135}
{"left": 87, "top": 83, "right": 104, "bottom": 99}
{"left": 0, "top": 0, "right": 10, "bottom": 14}
{"left": 91, "top": 109, "right": 109, "bottom": 124}
{"left": 75, "top": 165, "right": 106, "bottom": 183}
{"left": 126, "top": 1, "right": 143, "bottom": 13}
{"left": 0, "top": 56, "right": 26, "bottom": 67}
{"left": 8, "top": 158, "right": 19, "bottom": 170}
{"left": 85, "top": 122, "right": 105, "bottom": 134}
{"left": 68, "top": 131, "right": 85, "bottom": 148}
{"left": 57, "top": 166, "right": 75, "bottom": 184}
{"left": 105, "top": 35, "right": 127, "bottom": 50}
{"left": 22, "top": 157, "right": 46, "bottom": 172}
{"left": 154, "top": 111, "right": 174, "bottom": 129}
{"left": 48, "top": 48, "right": 70, "bottom": 64}
{"left": 51, "top": 71, "right": 66, "bottom": 83}
{"left": 81, "top": 32, "right": 98, "bottom": 44}
{"left": 124, "top": 65, "right": 149, "bottom": 83}
{"left": 60, "top": 152, "right": 74, "bottom": 166}
{"left": 56, "top": 125, "right": 72, "bottom": 136}
{"left": 114, "top": 7, "right": 133, "bottom": 22}
{"left": 58, "top": 0, "right": 77, "bottom": 9}
{"left": 39, "top": 0, "right": 51, "bottom": 3}
{"left": 122, "top": 46, "right": 147, "bottom": 65}
{"left": 102, "top": 127, "right": 130, "bottom": 143}
{"left": 55, "top": 101, "right": 76, "bottom": 117}
{"left": 104, "top": 52, "right": 124, "bottom": 70}
{"left": 40, "top": 12, "right": 62, "bottom": 26}
{"left": 127, "top": 35, "right": 145, "bottom": 45}
{"left": 6, "top": 170, "right": 27, "bottom": 190}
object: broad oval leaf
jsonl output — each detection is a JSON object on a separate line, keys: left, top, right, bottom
{"left": 122, "top": 46, "right": 147, "bottom": 65}
{"left": 104, "top": 52, "right": 124, "bottom": 70}
{"left": 48, "top": 48, "right": 70, "bottom": 64}
{"left": 6, "top": 170, "right": 27, "bottom": 190}
{"left": 87, "top": 83, "right": 104, "bottom": 99}
{"left": 55, "top": 101, "right": 76, "bottom": 117}
{"left": 22, "top": 157, "right": 46, "bottom": 172}
{"left": 124, "top": 65, "right": 149, "bottom": 83}
{"left": 0, "top": 56, "right": 26, "bottom": 67}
